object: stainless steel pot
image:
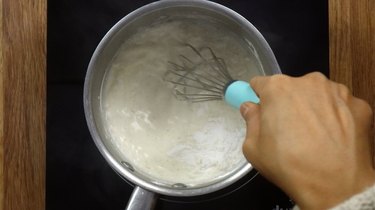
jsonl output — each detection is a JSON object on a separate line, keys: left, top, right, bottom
{"left": 84, "top": 1, "right": 281, "bottom": 209}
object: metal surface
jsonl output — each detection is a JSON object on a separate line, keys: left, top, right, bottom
{"left": 126, "top": 186, "right": 158, "bottom": 210}
{"left": 84, "top": 0, "right": 281, "bottom": 202}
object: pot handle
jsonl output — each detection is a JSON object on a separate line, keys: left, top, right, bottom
{"left": 125, "top": 186, "right": 158, "bottom": 210}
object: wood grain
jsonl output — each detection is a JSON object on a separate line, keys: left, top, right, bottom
{"left": 329, "top": 0, "right": 375, "bottom": 109}
{"left": 0, "top": 0, "right": 371, "bottom": 209}
{"left": 0, "top": 0, "right": 46, "bottom": 209}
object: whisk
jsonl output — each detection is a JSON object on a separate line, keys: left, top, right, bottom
{"left": 163, "top": 44, "right": 259, "bottom": 109}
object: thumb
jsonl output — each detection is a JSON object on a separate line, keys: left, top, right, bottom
{"left": 240, "top": 102, "right": 260, "bottom": 163}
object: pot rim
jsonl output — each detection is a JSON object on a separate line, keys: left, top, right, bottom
{"left": 84, "top": 0, "right": 281, "bottom": 197}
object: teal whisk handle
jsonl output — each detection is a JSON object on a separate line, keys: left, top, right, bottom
{"left": 224, "top": 80, "right": 260, "bottom": 109}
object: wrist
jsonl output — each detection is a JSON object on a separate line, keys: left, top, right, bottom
{"left": 292, "top": 170, "right": 375, "bottom": 210}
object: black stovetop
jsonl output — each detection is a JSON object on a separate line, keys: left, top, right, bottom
{"left": 47, "top": 1, "right": 328, "bottom": 209}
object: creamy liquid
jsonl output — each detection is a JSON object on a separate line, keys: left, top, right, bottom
{"left": 101, "top": 17, "right": 263, "bottom": 186}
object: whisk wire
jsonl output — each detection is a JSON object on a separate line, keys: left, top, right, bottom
{"left": 199, "top": 46, "right": 233, "bottom": 81}
{"left": 166, "top": 62, "right": 226, "bottom": 92}
{"left": 164, "top": 44, "right": 235, "bottom": 103}
{"left": 175, "top": 91, "right": 222, "bottom": 102}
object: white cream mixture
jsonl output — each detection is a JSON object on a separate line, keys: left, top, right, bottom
{"left": 101, "top": 17, "right": 264, "bottom": 186}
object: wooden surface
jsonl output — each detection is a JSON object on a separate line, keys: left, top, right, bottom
{"left": 0, "top": 0, "right": 46, "bottom": 209}
{"left": 0, "top": 0, "right": 371, "bottom": 209}
{"left": 329, "top": 0, "right": 375, "bottom": 109}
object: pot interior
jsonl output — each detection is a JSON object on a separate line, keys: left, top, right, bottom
{"left": 85, "top": 1, "right": 280, "bottom": 197}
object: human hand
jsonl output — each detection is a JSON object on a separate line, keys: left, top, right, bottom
{"left": 241, "top": 72, "right": 375, "bottom": 210}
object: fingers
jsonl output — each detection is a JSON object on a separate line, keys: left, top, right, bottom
{"left": 250, "top": 72, "right": 328, "bottom": 93}
{"left": 240, "top": 102, "right": 260, "bottom": 164}
{"left": 303, "top": 71, "right": 328, "bottom": 80}
{"left": 249, "top": 76, "right": 269, "bottom": 94}
{"left": 348, "top": 96, "right": 374, "bottom": 166}
{"left": 350, "top": 97, "right": 373, "bottom": 128}
{"left": 250, "top": 74, "right": 292, "bottom": 102}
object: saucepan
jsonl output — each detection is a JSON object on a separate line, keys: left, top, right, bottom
{"left": 84, "top": 0, "right": 281, "bottom": 209}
